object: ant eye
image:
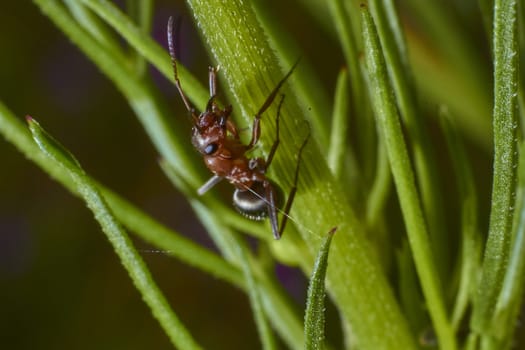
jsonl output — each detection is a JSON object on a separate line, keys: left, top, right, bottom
{"left": 204, "top": 143, "right": 218, "bottom": 155}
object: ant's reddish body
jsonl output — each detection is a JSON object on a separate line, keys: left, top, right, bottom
{"left": 167, "top": 17, "right": 308, "bottom": 239}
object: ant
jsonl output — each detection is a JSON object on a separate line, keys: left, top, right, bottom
{"left": 167, "top": 17, "right": 309, "bottom": 240}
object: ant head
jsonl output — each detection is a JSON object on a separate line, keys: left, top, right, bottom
{"left": 191, "top": 110, "right": 227, "bottom": 156}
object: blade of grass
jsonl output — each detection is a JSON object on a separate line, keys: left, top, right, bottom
{"left": 327, "top": 67, "right": 351, "bottom": 180}
{"left": 361, "top": 6, "right": 456, "bottom": 350}
{"left": 490, "top": 143, "right": 525, "bottom": 349}
{"left": 369, "top": 0, "right": 450, "bottom": 281}
{"left": 185, "top": 1, "right": 417, "bottom": 349}
{"left": 304, "top": 228, "right": 336, "bottom": 350}
{"left": 471, "top": 0, "right": 519, "bottom": 342}
{"left": 365, "top": 137, "right": 391, "bottom": 230}
{"left": 326, "top": 66, "right": 362, "bottom": 207}
{"left": 27, "top": 116, "right": 202, "bottom": 350}
{"left": 126, "top": 0, "right": 153, "bottom": 76}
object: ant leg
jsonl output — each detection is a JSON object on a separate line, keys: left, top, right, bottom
{"left": 276, "top": 126, "right": 311, "bottom": 237}
{"left": 167, "top": 17, "right": 198, "bottom": 120}
{"left": 198, "top": 174, "right": 224, "bottom": 195}
{"left": 264, "top": 95, "right": 285, "bottom": 169}
{"left": 263, "top": 181, "right": 281, "bottom": 239}
{"left": 247, "top": 59, "right": 300, "bottom": 149}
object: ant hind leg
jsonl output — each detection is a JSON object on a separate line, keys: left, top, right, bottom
{"left": 276, "top": 123, "right": 311, "bottom": 238}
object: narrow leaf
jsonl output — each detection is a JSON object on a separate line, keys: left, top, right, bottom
{"left": 491, "top": 143, "right": 525, "bottom": 346}
{"left": 327, "top": 68, "right": 351, "bottom": 179}
{"left": 304, "top": 227, "right": 337, "bottom": 350}
{"left": 26, "top": 117, "right": 202, "bottom": 350}
{"left": 361, "top": 6, "right": 456, "bottom": 350}
{"left": 472, "top": 0, "right": 519, "bottom": 337}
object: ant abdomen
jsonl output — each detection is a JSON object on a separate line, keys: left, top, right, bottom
{"left": 233, "top": 182, "right": 283, "bottom": 221}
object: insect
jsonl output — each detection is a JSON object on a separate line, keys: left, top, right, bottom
{"left": 167, "top": 17, "right": 309, "bottom": 239}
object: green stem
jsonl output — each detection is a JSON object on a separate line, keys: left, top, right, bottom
{"left": 361, "top": 6, "right": 455, "bottom": 350}
{"left": 471, "top": 0, "right": 519, "bottom": 342}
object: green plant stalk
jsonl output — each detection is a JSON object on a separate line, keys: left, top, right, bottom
{"left": 361, "top": 7, "right": 456, "bottom": 350}
{"left": 365, "top": 137, "right": 391, "bottom": 229}
{"left": 471, "top": 0, "right": 519, "bottom": 341}
{"left": 369, "top": 0, "right": 449, "bottom": 281}
{"left": 327, "top": 67, "right": 361, "bottom": 206}
{"left": 27, "top": 117, "right": 202, "bottom": 350}
{"left": 304, "top": 228, "right": 336, "bottom": 350}
{"left": 490, "top": 143, "right": 525, "bottom": 349}
{"left": 185, "top": 1, "right": 416, "bottom": 349}
{"left": 126, "top": 0, "right": 153, "bottom": 76}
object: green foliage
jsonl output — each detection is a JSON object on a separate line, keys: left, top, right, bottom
{"left": 0, "top": 0, "right": 524, "bottom": 349}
